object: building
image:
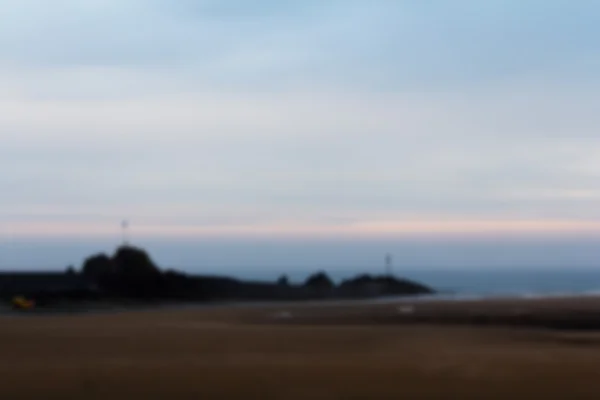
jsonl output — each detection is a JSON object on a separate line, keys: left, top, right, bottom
{"left": 0, "top": 271, "right": 98, "bottom": 300}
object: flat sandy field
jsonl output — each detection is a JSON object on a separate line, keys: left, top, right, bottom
{"left": 3, "top": 297, "right": 600, "bottom": 399}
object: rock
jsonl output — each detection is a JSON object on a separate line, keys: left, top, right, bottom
{"left": 339, "top": 274, "right": 433, "bottom": 297}
{"left": 398, "top": 305, "right": 415, "bottom": 315}
{"left": 273, "top": 311, "right": 293, "bottom": 319}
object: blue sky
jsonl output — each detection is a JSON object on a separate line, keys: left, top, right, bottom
{"left": 1, "top": 1, "right": 600, "bottom": 268}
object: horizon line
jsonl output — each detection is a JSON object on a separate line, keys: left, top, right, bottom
{"left": 0, "top": 218, "right": 600, "bottom": 239}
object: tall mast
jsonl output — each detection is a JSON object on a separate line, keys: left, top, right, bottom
{"left": 385, "top": 253, "right": 393, "bottom": 277}
{"left": 121, "top": 219, "right": 129, "bottom": 246}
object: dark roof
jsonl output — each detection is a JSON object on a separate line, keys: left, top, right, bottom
{"left": 0, "top": 272, "right": 94, "bottom": 296}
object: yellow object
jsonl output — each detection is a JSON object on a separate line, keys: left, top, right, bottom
{"left": 11, "top": 296, "right": 35, "bottom": 310}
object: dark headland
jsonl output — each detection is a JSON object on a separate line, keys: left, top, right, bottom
{"left": 4, "top": 246, "right": 600, "bottom": 332}
{"left": 0, "top": 245, "right": 434, "bottom": 308}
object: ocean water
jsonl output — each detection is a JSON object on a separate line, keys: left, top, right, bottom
{"left": 215, "top": 267, "right": 600, "bottom": 299}
{"left": 402, "top": 268, "right": 600, "bottom": 298}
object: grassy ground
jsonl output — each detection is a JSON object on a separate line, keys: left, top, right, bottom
{"left": 2, "top": 302, "right": 600, "bottom": 399}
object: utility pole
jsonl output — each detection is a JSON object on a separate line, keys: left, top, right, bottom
{"left": 385, "top": 253, "right": 393, "bottom": 277}
{"left": 121, "top": 219, "right": 130, "bottom": 246}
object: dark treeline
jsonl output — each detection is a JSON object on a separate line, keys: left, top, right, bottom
{"left": 0, "top": 246, "right": 434, "bottom": 305}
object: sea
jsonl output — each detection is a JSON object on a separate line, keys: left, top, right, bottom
{"left": 214, "top": 267, "right": 600, "bottom": 300}
{"left": 5, "top": 237, "right": 600, "bottom": 301}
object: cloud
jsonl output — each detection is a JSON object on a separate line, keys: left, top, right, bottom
{"left": 0, "top": 82, "right": 599, "bottom": 226}
{"left": 0, "top": 0, "right": 600, "bottom": 238}
{"left": 3, "top": 1, "right": 598, "bottom": 88}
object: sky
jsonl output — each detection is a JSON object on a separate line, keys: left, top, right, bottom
{"left": 1, "top": 0, "right": 600, "bottom": 271}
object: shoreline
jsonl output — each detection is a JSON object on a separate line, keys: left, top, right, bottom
{"left": 5, "top": 293, "right": 600, "bottom": 331}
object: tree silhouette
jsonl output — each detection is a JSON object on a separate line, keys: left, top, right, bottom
{"left": 304, "top": 271, "right": 334, "bottom": 289}
{"left": 277, "top": 274, "right": 289, "bottom": 286}
{"left": 82, "top": 254, "right": 114, "bottom": 279}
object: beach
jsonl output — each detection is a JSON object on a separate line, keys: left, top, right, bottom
{"left": 2, "top": 296, "right": 600, "bottom": 399}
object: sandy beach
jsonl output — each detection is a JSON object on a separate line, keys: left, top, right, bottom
{"left": 2, "top": 296, "right": 600, "bottom": 399}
